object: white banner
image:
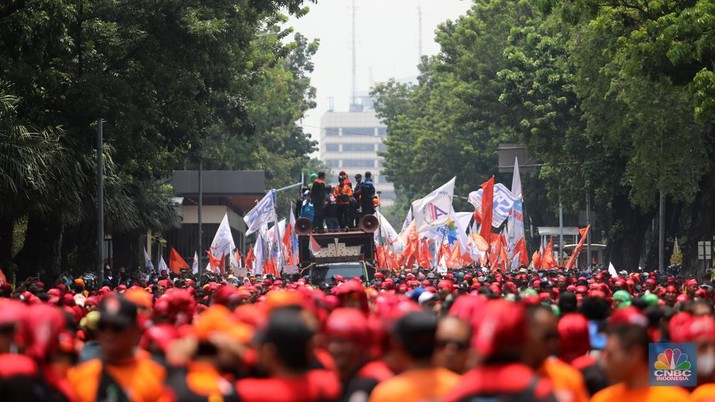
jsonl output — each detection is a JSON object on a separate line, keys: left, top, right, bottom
{"left": 210, "top": 213, "right": 236, "bottom": 258}
{"left": 411, "top": 177, "right": 456, "bottom": 233}
{"left": 244, "top": 190, "right": 277, "bottom": 237}
{"left": 468, "top": 183, "right": 518, "bottom": 229}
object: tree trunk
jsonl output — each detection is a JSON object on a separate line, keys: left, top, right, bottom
{"left": 606, "top": 192, "right": 655, "bottom": 271}
{"left": 686, "top": 163, "right": 715, "bottom": 279}
{"left": 13, "top": 215, "right": 64, "bottom": 280}
{"left": 0, "top": 216, "right": 13, "bottom": 266}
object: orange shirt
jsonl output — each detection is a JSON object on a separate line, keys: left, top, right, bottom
{"left": 591, "top": 383, "right": 689, "bottom": 402}
{"left": 368, "top": 367, "right": 459, "bottom": 402}
{"left": 332, "top": 184, "right": 353, "bottom": 205}
{"left": 68, "top": 357, "right": 168, "bottom": 402}
{"left": 692, "top": 384, "right": 715, "bottom": 402}
{"left": 538, "top": 357, "right": 589, "bottom": 402}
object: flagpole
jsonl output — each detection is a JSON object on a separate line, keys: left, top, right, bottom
{"left": 198, "top": 158, "right": 204, "bottom": 278}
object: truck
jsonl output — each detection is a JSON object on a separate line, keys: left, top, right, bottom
{"left": 296, "top": 217, "right": 378, "bottom": 286}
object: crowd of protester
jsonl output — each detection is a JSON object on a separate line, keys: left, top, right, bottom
{"left": 1, "top": 263, "right": 715, "bottom": 401}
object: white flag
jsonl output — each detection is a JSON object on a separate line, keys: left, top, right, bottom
{"left": 400, "top": 209, "right": 413, "bottom": 235}
{"left": 192, "top": 251, "right": 199, "bottom": 275}
{"left": 374, "top": 210, "right": 403, "bottom": 250}
{"left": 468, "top": 183, "right": 518, "bottom": 228}
{"left": 252, "top": 227, "right": 268, "bottom": 275}
{"left": 511, "top": 156, "right": 522, "bottom": 199}
{"left": 158, "top": 255, "right": 169, "bottom": 274}
{"left": 244, "top": 190, "right": 277, "bottom": 237}
{"left": 411, "top": 177, "right": 456, "bottom": 233}
{"left": 143, "top": 248, "right": 154, "bottom": 271}
{"left": 608, "top": 262, "right": 618, "bottom": 277}
{"left": 210, "top": 213, "right": 236, "bottom": 258}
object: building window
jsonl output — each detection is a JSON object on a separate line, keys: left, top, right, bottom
{"left": 342, "top": 159, "right": 375, "bottom": 168}
{"left": 342, "top": 127, "right": 375, "bottom": 136}
{"left": 325, "top": 143, "right": 340, "bottom": 152}
{"left": 343, "top": 143, "right": 375, "bottom": 152}
{"left": 325, "top": 127, "right": 340, "bottom": 136}
{"left": 377, "top": 127, "right": 387, "bottom": 136}
{"left": 377, "top": 143, "right": 386, "bottom": 152}
{"left": 325, "top": 159, "right": 341, "bottom": 168}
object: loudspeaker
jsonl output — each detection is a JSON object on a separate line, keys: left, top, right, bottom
{"left": 359, "top": 214, "right": 379, "bottom": 233}
{"left": 295, "top": 218, "right": 313, "bottom": 235}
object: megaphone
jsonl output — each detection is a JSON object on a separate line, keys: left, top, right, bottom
{"left": 359, "top": 214, "right": 379, "bottom": 233}
{"left": 295, "top": 218, "right": 313, "bottom": 235}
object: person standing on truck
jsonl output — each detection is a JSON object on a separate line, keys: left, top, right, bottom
{"left": 355, "top": 171, "right": 376, "bottom": 217}
{"left": 311, "top": 172, "right": 327, "bottom": 232}
{"left": 325, "top": 185, "right": 339, "bottom": 231}
{"left": 353, "top": 173, "right": 363, "bottom": 226}
{"left": 333, "top": 172, "right": 354, "bottom": 229}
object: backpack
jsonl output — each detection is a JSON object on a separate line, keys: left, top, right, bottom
{"left": 300, "top": 201, "right": 315, "bottom": 221}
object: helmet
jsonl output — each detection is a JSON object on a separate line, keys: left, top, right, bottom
{"left": 612, "top": 290, "right": 632, "bottom": 308}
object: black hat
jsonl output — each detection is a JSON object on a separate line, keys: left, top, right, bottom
{"left": 98, "top": 296, "right": 137, "bottom": 329}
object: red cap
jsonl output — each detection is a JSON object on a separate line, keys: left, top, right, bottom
{"left": 473, "top": 300, "right": 527, "bottom": 360}
{"left": 325, "top": 308, "right": 370, "bottom": 345}
{"left": 558, "top": 313, "right": 590, "bottom": 363}
{"left": 609, "top": 306, "right": 648, "bottom": 328}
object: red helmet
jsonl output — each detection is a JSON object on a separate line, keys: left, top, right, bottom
{"left": 325, "top": 308, "right": 370, "bottom": 345}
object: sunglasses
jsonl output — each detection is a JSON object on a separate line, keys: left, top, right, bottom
{"left": 436, "top": 339, "right": 470, "bottom": 351}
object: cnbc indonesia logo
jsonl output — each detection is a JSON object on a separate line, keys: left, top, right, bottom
{"left": 653, "top": 348, "right": 692, "bottom": 382}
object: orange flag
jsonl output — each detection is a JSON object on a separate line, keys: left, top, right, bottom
{"left": 0, "top": 266, "right": 6, "bottom": 286}
{"left": 418, "top": 238, "right": 434, "bottom": 269}
{"left": 207, "top": 250, "right": 223, "bottom": 274}
{"left": 565, "top": 225, "right": 590, "bottom": 269}
{"left": 448, "top": 243, "right": 462, "bottom": 269}
{"left": 245, "top": 247, "right": 255, "bottom": 269}
{"left": 169, "top": 247, "right": 189, "bottom": 274}
{"left": 515, "top": 237, "right": 529, "bottom": 267}
{"left": 532, "top": 250, "right": 541, "bottom": 270}
{"left": 264, "top": 258, "right": 279, "bottom": 277}
{"left": 480, "top": 176, "right": 495, "bottom": 243}
{"left": 541, "top": 237, "right": 556, "bottom": 269}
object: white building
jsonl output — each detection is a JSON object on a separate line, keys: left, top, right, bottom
{"left": 319, "top": 102, "right": 395, "bottom": 207}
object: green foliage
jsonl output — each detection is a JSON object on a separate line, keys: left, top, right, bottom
{"left": 373, "top": 0, "right": 714, "bottom": 269}
{"left": 0, "top": 0, "right": 318, "bottom": 274}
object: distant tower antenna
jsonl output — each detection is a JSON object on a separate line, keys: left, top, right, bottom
{"left": 351, "top": 0, "right": 357, "bottom": 108}
{"left": 418, "top": 6, "right": 423, "bottom": 60}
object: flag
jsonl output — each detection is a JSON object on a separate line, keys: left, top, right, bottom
{"left": 253, "top": 231, "right": 266, "bottom": 275}
{"left": 143, "top": 248, "right": 154, "bottom": 271}
{"left": 210, "top": 213, "right": 236, "bottom": 260}
{"left": 245, "top": 247, "right": 255, "bottom": 270}
{"left": 411, "top": 177, "right": 456, "bottom": 233}
{"left": 565, "top": 225, "right": 590, "bottom": 269}
{"left": 0, "top": 267, "right": 7, "bottom": 286}
{"left": 418, "top": 238, "right": 434, "bottom": 269}
{"left": 157, "top": 255, "right": 169, "bottom": 274}
{"left": 469, "top": 183, "right": 518, "bottom": 229}
{"left": 507, "top": 156, "right": 525, "bottom": 257}
{"left": 192, "top": 251, "right": 199, "bottom": 275}
{"left": 532, "top": 251, "right": 541, "bottom": 270}
{"left": 400, "top": 209, "right": 413, "bottom": 235}
{"left": 169, "top": 247, "right": 189, "bottom": 274}
{"left": 244, "top": 190, "right": 278, "bottom": 237}
{"left": 448, "top": 242, "right": 462, "bottom": 269}
{"left": 515, "top": 237, "right": 529, "bottom": 267}
{"left": 207, "top": 250, "right": 223, "bottom": 274}
{"left": 479, "top": 176, "right": 494, "bottom": 242}
{"left": 608, "top": 262, "right": 617, "bottom": 277}
{"left": 309, "top": 233, "right": 322, "bottom": 255}
{"left": 541, "top": 237, "right": 556, "bottom": 269}
{"left": 375, "top": 210, "right": 403, "bottom": 250}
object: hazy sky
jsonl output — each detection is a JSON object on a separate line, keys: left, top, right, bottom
{"left": 288, "top": 0, "right": 472, "bottom": 144}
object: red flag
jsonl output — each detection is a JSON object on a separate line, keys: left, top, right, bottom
{"left": 168, "top": 247, "right": 189, "bottom": 274}
{"left": 207, "top": 250, "right": 223, "bottom": 274}
{"left": 532, "top": 250, "right": 541, "bottom": 270}
{"left": 245, "top": 247, "right": 255, "bottom": 269}
{"left": 541, "top": 237, "right": 556, "bottom": 269}
{"left": 448, "top": 243, "right": 462, "bottom": 269}
{"left": 515, "top": 237, "right": 529, "bottom": 267}
{"left": 264, "top": 258, "right": 279, "bottom": 276}
{"left": 0, "top": 266, "right": 6, "bottom": 286}
{"left": 418, "top": 238, "right": 433, "bottom": 269}
{"left": 309, "top": 234, "right": 322, "bottom": 255}
{"left": 565, "top": 225, "right": 591, "bottom": 269}
{"left": 480, "top": 176, "right": 495, "bottom": 243}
